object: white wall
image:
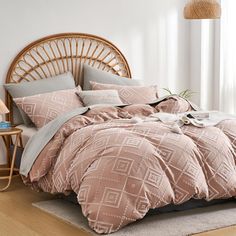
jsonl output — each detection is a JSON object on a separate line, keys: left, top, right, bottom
{"left": 189, "top": 20, "right": 220, "bottom": 109}
{"left": 0, "top": 0, "right": 190, "bottom": 163}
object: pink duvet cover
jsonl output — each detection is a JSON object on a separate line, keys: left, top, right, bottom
{"left": 24, "top": 100, "right": 236, "bottom": 234}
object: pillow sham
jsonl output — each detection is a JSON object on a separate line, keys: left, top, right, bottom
{"left": 90, "top": 81, "right": 159, "bottom": 104}
{"left": 14, "top": 87, "right": 83, "bottom": 129}
{"left": 4, "top": 72, "right": 76, "bottom": 126}
{"left": 83, "top": 64, "right": 143, "bottom": 90}
{"left": 77, "top": 90, "right": 123, "bottom": 107}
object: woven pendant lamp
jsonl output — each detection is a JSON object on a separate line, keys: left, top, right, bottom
{"left": 184, "top": 0, "right": 221, "bottom": 19}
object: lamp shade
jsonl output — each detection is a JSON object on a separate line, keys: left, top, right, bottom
{"left": 184, "top": 0, "right": 221, "bottom": 19}
{"left": 0, "top": 99, "right": 9, "bottom": 115}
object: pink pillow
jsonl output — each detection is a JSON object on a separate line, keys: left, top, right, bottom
{"left": 90, "top": 81, "right": 158, "bottom": 104}
{"left": 14, "top": 87, "right": 84, "bottom": 128}
{"left": 155, "top": 96, "right": 193, "bottom": 113}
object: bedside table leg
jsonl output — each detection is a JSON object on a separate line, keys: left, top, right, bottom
{"left": 1, "top": 135, "right": 11, "bottom": 168}
{"left": 0, "top": 133, "right": 20, "bottom": 192}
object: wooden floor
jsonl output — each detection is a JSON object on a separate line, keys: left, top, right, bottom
{"left": 0, "top": 177, "right": 88, "bottom": 236}
{"left": 1, "top": 177, "right": 236, "bottom": 236}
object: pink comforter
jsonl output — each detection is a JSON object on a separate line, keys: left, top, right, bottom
{"left": 25, "top": 100, "right": 236, "bottom": 234}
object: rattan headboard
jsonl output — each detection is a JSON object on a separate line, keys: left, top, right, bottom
{"left": 5, "top": 33, "right": 131, "bottom": 123}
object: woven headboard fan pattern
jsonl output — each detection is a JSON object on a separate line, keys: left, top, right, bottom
{"left": 5, "top": 33, "right": 131, "bottom": 123}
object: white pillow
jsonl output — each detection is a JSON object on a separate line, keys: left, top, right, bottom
{"left": 77, "top": 90, "right": 124, "bottom": 106}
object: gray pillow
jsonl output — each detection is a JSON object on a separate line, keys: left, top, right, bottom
{"left": 4, "top": 72, "right": 76, "bottom": 126}
{"left": 77, "top": 90, "right": 123, "bottom": 107}
{"left": 83, "top": 64, "right": 143, "bottom": 90}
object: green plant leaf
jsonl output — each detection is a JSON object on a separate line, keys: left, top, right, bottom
{"left": 162, "top": 88, "right": 173, "bottom": 95}
{"left": 163, "top": 88, "right": 196, "bottom": 99}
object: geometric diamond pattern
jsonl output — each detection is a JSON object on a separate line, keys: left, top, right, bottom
{"left": 78, "top": 185, "right": 90, "bottom": 203}
{"left": 23, "top": 104, "right": 35, "bottom": 115}
{"left": 25, "top": 105, "right": 236, "bottom": 234}
{"left": 112, "top": 158, "right": 133, "bottom": 175}
{"left": 103, "top": 188, "right": 122, "bottom": 207}
{"left": 136, "top": 197, "right": 150, "bottom": 214}
{"left": 14, "top": 87, "right": 83, "bottom": 128}
{"left": 91, "top": 82, "right": 158, "bottom": 104}
{"left": 145, "top": 168, "right": 162, "bottom": 187}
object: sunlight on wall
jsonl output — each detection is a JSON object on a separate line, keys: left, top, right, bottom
{"left": 156, "top": 16, "right": 167, "bottom": 89}
{"left": 166, "top": 9, "right": 179, "bottom": 92}
{"left": 200, "top": 21, "right": 214, "bottom": 110}
{"left": 220, "top": 0, "right": 236, "bottom": 113}
{"left": 125, "top": 4, "right": 185, "bottom": 97}
{"left": 129, "top": 30, "right": 144, "bottom": 80}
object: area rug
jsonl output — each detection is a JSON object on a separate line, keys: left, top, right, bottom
{"left": 33, "top": 199, "right": 236, "bottom": 236}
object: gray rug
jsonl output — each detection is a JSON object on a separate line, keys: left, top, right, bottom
{"left": 33, "top": 199, "right": 236, "bottom": 236}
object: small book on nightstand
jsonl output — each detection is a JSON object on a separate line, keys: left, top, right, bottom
{"left": 0, "top": 121, "right": 11, "bottom": 130}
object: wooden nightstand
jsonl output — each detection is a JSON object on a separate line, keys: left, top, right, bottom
{"left": 0, "top": 128, "right": 22, "bottom": 191}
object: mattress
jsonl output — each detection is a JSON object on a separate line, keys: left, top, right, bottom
{"left": 14, "top": 124, "right": 37, "bottom": 147}
{"left": 11, "top": 124, "right": 37, "bottom": 168}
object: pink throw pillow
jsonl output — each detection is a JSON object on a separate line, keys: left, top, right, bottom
{"left": 90, "top": 81, "right": 158, "bottom": 104}
{"left": 155, "top": 96, "right": 193, "bottom": 113}
{"left": 14, "top": 87, "right": 84, "bottom": 128}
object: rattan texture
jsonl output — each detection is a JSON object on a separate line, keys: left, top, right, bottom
{"left": 184, "top": 0, "right": 221, "bottom": 19}
{"left": 5, "top": 33, "right": 131, "bottom": 123}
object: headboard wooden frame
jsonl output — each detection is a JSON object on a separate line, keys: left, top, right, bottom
{"left": 5, "top": 33, "right": 131, "bottom": 124}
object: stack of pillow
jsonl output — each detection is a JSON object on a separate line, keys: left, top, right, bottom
{"left": 5, "top": 72, "right": 83, "bottom": 129}
{"left": 78, "top": 64, "right": 159, "bottom": 106}
{"left": 4, "top": 64, "right": 159, "bottom": 129}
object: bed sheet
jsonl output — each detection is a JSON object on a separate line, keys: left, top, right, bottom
{"left": 14, "top": 124, "right": 37, "bottom": 147}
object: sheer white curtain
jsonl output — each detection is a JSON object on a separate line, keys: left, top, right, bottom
{"left": 220, "top": 0, "right": 236, "bottom": 113}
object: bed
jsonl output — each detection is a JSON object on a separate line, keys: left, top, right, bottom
{"left": 13, "top": 125, "right": 37, "bottom": 147}
{"left": 4, "top": 33, "right": 236, "bottom": 234}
